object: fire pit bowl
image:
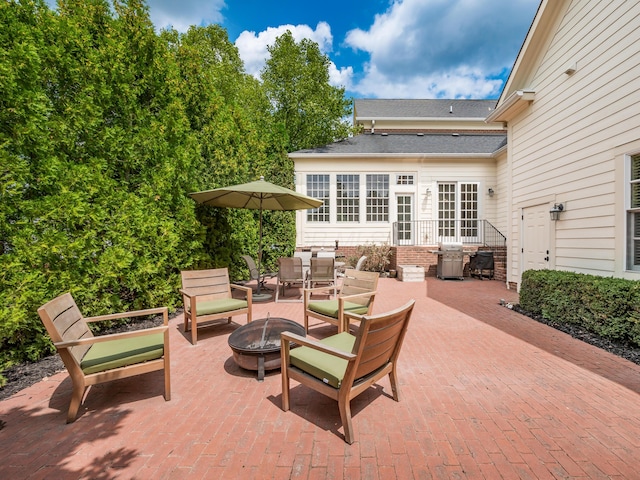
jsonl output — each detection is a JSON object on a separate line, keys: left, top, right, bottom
{"left": 228, "top": 317, "right": 305, "bottom": 381}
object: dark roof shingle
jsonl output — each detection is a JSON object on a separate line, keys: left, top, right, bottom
{"left": 291, "top": 132, "right": 506, "bottom": 156}
{"left": 354, "top": 99, "right": 498, "bottom": 119}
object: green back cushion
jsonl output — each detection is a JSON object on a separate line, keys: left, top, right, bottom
{"left": 289, "top": 332, "right": 356, "bottom": 388}
{"left": 307, "top": 300, "right": 369, "bottom": 318}
{"left": 81, "top": 333, "right": 165, "bottom": 375}
{"left": 195, "top": 299, "right": 247, "bottom": 316}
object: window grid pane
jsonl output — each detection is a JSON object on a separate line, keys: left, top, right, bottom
{"left": 396, "top": 174, "right": 414, "bottom": 185}
{"left": 337, "top": 174, "right": 359, "bottom": 222}
{"left": 397, "top": 195, "right": 412, "bottom": 241}
{"left": 460, "top": 183, "right": 478, "bottom": 237}
{"left": 366, "top": 174, "right": 389, "bottom": 222}
{"left": 438, "top": 183, "right": 456, "bottom": 236}
{"left": 631, "top": 154, "right": 640, "bottom": 268}
{"left": 306, "top": 174, "right": 330, "bottom": 222}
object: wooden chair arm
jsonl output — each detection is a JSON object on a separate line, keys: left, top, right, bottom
{"left": 230, "top": 283, "right": 252, "bottom": 294}
{"left": 281, "top": 331, "right": 356, "bottom": 361}
{"left": 339, "top": 290, "right": 377, "bottom": 303}
{"left": 55, "top": 325, "right": 169, "bottom": 348}
{"left": 85, "top": 306, "right": 169, "bottom": 325}
{"left": 343, "top": 311, "right": 365, "bottom": 331}
{"left": 179, "top": 288, "right": 198, "bottom": 299}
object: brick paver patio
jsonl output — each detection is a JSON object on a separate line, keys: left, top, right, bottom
{"left": 1, "top": 277, "right": 639, "bottom": 479}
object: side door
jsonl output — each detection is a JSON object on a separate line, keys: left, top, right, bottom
{"left": 522, "top": 204, "right": 549, "bottom": 272}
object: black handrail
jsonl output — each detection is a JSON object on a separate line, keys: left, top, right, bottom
{"left": 392, "top": 219, "right": 506, "bottom": 247}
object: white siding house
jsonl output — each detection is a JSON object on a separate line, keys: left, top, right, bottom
{"left": 291, "top": 0, "right": 640, "bottom": 286}
{"left": 290, "top": 99, "right": 507, "bottom": 251}
{"left": 487, "top": 0, "right": 640, "bottom": 288}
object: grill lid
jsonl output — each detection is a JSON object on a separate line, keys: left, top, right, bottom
{"left": 438, "top": 242, "right": 463, "bottom": 251}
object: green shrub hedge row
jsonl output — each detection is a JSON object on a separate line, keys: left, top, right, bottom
{"left": 519, "top": 270, "right": 640, "bottom": 348}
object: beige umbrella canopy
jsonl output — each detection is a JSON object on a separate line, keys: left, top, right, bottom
{"left": 189, "top": 176, "right": 323, "bottom": 297}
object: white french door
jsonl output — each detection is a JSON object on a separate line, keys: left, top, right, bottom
{"left": 396, "top": 194, "right": 413, "bottom": 245}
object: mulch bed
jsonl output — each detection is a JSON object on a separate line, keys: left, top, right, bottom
{"left": 512, "top": 305, "right": 640, "bottom": 366}
{"left": 0, "top": 314, "right": 166, "bottom": 402}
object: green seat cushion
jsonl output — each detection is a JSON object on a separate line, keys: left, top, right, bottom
{"left": 195, "top": 298, "right": 247, "bottom": 316}
{"left": 81, "top": 333, "right": 165, "bottom": 375}
{"left": 289, "top": 332, "right": 356, "bottom": 388}
{"left": 308, "top": 299, "right": 369, "bottom": 318}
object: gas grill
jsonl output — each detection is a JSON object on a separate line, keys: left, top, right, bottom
{"left": 434, "top": 242, "right": 464, "bottom": 280}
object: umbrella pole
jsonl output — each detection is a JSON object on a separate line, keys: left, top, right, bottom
{"left": 257, "top": 207, "right": 263, "bottom": 295}
{"left": 253, "top": 205, "right": 271, "bottom": 302}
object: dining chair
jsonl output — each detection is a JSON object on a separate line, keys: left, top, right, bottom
{"left": 275, "top": 256, "right": 306, "bottom": 302}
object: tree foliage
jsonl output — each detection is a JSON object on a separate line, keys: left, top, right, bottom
{"left": 0, "top": 1, "right": 352, "bottom": 378}
{"left": 261, "top": 30, "right": 356, "bottom": 152}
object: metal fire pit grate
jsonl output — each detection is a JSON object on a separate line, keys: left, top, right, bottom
{"left": 228, "top": 316, "right": 305, "bottom": 381}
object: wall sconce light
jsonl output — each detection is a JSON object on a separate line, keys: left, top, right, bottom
{"left": 550, "top": 203, "right": 564, "bottom": 221}
{"left": 425, "top": 188, "right": 430, "bottom": 195}
{"left": 488, "top": 188, "right": 494, "bottom": 197}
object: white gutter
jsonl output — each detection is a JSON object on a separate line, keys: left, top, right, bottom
{"left": 485, "top": 90, "right": 535, "bottom": 123}
{"left": 290, "top": 153, "right": 496, "bottom": 159}
{"left": 356, "top": 116, "right": 489, "bottom": 122}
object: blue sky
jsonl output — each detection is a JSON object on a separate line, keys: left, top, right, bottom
{"left": 50, "top": 0, "right": 542, "bottom": 100}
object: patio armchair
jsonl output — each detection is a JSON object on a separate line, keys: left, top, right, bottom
{"left": 354, "top": 255, "right": 367, "bottom": 271}
{"left": 304, "top": 269, "right": 379, "bottom": 334}
{"left": 280, "top": 300, "right": 415, "bottom": 444}
{"left": 275, "top": 256, "right": 306, "bottom": 302}
{"left": 37, "top": 292, "right": 171, "bottom": 423}
{"left": 241, "top": 255, "right": 277, "bottom": 292}
{"left": 180, "top": 268, "right": 252, "bottom": 345}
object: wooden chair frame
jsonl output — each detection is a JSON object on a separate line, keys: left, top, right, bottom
{"left": 281, "top": 300, "right": 415, "bottom": 444}
{"left": 180, "top": 268, "right": 252, "bottom": 345}
{"left": 37, "top": 293, "right": 171, "bottom": 423}
{"left": 304, "top": 269, "right": 379, "bottom": 333}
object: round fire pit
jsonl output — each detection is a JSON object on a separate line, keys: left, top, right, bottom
{"left": 228, "top": 317, "right": 305, "bottom": 381}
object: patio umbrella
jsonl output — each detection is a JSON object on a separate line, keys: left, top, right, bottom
{"left": 189, "top": 176, "right": 323, "bottom": 300}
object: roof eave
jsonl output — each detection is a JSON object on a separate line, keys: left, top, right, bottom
{"left": 289, "top": 153, "right": 497, "bottom": 159}
{"left": 484, "top": 90, "right": 536, "bottom": 123}
{"left": 356, "top": 116, "right": 490, "bottom": 122}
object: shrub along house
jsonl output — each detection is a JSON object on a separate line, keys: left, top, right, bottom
{"left": 291, "top": 0, "right": 640, "bottom": 289}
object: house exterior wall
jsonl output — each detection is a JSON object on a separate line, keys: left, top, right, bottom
{"left": 505, "top": 0, "right": 640, "bottom": 286}
{"left": 294, "top": 155, "right": 498, "bottom": 248}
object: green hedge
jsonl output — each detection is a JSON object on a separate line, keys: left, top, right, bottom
{"left": 519, "top": 270, "right": 640, "bottom": 347}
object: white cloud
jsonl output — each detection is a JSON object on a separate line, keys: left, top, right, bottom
{"left": 148, "top": 0, "right": 226, "bottom": 32}
{"left": 354, "top": 63, "right": 503, "bottom": 99}
{"left": 344, "top": 0, "right": 539, "bottom": 98}
{"left": 234, "top": 21, "right": 353, "bottom": 90}
{"left": 328, "top": 63, "right": 354, "bottom": 92}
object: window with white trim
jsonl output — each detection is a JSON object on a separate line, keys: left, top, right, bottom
{"left": 366, "top": 174, "right": 389, "bottom": 222}
{"left": 460, "top": 183, "right": 478, "bottom": 237}
{"left": 337, "top": 174, "right": 359, "bottom": 222}
{"left": 627, "top": 154, "right": 640, "bottom": 270}
{"left": 396, "top": 174, "right": 414, "bottom": 185}
{"left": 438, "top": 182, "right": 479, "bottom": 241}
{"left": 306, "top": 174, "right": 330, "bottom": 222}
{"left": 438, "top": 183, "right": 456, "bottom": 237}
